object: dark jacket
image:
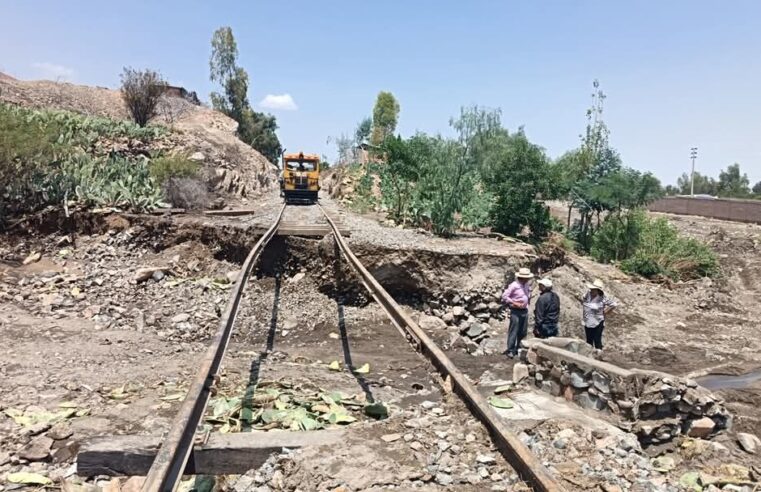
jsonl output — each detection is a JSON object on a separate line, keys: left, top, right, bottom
{"left": 534, "top": 290, "right": 560, "bottom": 327}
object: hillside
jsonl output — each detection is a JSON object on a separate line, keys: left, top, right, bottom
{"left": 0, "top": 74, "right": 277, "bottom": 198}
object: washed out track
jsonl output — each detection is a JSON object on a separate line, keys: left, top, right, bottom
{"left": 140, "top": 203, "right": 564, "bottom": 492}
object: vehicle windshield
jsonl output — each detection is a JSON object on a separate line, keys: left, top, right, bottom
{"left": 285, "top": 160, "right": 316, "bottom": 171}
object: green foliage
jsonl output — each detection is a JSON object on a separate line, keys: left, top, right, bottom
{"left": 460, "top": 185, "right": 493, "bottom": 229}
{"left": 208, "top": 26, "right": 282, "bottom": 163}
{"left": 676, "top": 171, "right": 717, "bottom": 195}
{"left": 591, "top": 210, "right": 717, "bottom": 281}
{"left": 753, "top": 181, "right": 761, "bottom": 195}
{"left": 120, "top": 67, "right": 167, "bottom": 127}
{"left": 0, "top": 103, "right": 166, "bottom": 222}
{"left": 482, "top": 130, "right": 554, "bottom": 240}
{"left": 717, "top": 163, "right": 750, "bottom": 197}
{"left": 149, "top": 155, "right": 200, "bottom": 185}
{"left": 62, "top": 155, "right": 163, "bottom": 210}
{"left": 355, "top": 117, "right": 372, "bottom": 144}
{"left": 370, "top": 91, "right": 400, "bottom": 145}
{"left": 621, "top": 217, "right": 718, "bottom": 280}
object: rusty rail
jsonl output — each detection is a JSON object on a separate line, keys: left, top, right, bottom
{"left": 141, "top": 204, "right": 286, "bottom": 492}
{"left": 318, "top": 205, "right": 565, "bottom": 492}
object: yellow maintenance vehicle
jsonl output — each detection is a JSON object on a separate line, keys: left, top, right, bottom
{"left": 280, "top": 152, "right": 320, "bottom": 204}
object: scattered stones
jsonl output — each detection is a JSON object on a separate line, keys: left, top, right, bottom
{"left": 476, "top": 454, "right": 496, "bottom": 465}
{"left": 171, "top": 313, "right": 190, "bottom": 324}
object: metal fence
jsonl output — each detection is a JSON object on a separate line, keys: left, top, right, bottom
{"left": 648, "top": 197, "right": 761, "bottom": 224}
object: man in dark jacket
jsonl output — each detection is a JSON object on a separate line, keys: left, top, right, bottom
{"left": 534, "top": 278, "right": 560, "bottom": 338}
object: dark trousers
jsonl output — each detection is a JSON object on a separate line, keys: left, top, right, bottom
{"left": 585, "top": 321, "right": 605, "bottom": 349}
{"left": 535, "top": 322, "right": 558, "bottom": 339}
{"left": 507, "top": 308, "right": 528, "bottom": 355}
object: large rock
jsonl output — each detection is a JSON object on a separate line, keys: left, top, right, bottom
{"left": 419, "top": 314, "right": 447, "bottom": 331}
{"left": 686, "top": 417, "right": 715, "bottom": 438}
{"left": 452, "top": 306, "right": 466, "bottom": 318}
{"left": 513, "top": 363, "right": 529, "bottom": 383}
{"left": 19, "top": 435, "right": 53, "bottom": 461}
{"left": 737, "top": 432, "right": 760, "bottom": 454}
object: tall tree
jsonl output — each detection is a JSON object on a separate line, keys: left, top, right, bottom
{"left": 753, "top": 181, "right": 761, "bottom": 195}
{"left": 717, "top": 163, "right": 750, "bottom": 197}
{"left": 208, "top": 27, "right": 282, "bottom": 163}
{"left": 370, "top": 91, "right": 400, "bottom": 145}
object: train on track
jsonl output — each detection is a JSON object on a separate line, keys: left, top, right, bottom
{"left": 279, "top": 152, "right": 320, "bottom": 204}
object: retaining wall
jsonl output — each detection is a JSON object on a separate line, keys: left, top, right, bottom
{"left": 648, "top": 196, "right": 761, "bottom": 224}
{"left": 521, "top": 338, "right": 732, "bottom": 444}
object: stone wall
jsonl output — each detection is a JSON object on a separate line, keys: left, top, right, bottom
{"left": 649, "top": 196, "right": 761, "bottom": 224}
{"left": 520, "top": 338, "right": 732, "bottom": 445}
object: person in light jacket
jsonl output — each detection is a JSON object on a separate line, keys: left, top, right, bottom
{"left": 581, "top": 279, "right": 617, "bottom": 349}
{"left": 501, "top": 268, "right": 534, "bottom": 358}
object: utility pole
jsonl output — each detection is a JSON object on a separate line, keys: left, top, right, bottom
{"left": 690, "top": 147, "right": 698, "bottom": 196}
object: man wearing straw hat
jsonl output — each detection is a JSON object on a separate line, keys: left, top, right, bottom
{"left": 582, "top": 279, "right": 617, "bottom": 350}
{"left": 501, "top": 267, "right": 534, "bottom": 358}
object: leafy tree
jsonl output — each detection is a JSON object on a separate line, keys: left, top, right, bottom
{"left": 354, "top": 117, "right": 372, "bottom": 145}
{"left": 753, "top": 181, "right": 761, "bottom": 195}
{"left": 370, "top": 91, "right": 400, "bottom": 145}
{"left": 676, "top": 172, "right": 717, "bottom": 195}
{"left": 120, "top": 67, "right": 167, "bottom": 127}
{"left": 379, "top": 135, "right": 420, "bottom": 222}
{"left": 717, "top": 163, "right": 750, "bottom": 197}
{"left": 209, "top": 26, "right": 282, "bottom": 163}
{"left": 482, "top": 130, "right": 554, "bottom": 239}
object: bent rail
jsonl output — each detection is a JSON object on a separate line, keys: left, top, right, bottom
{"left": 142, "top": 204, "right": 286, "bottom": 492}
{"left": 318, "top": 205, "right": 565, "bottom": 492}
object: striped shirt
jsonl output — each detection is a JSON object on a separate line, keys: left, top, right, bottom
{"left": 582, "top": 292, "right": 617, "bottom": 328}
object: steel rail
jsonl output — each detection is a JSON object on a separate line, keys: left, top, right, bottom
{"left": 142, "top": 204, "right": 287, "bottom": 492}
{"left": 318, "top": 205, "right": 565, "bottom": 492}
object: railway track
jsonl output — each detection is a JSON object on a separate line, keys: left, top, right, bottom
{"left": 140, "top": 203, "right": 564, "bottom": 492}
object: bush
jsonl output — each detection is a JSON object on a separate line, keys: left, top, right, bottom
{"left": 120, "top": 67, "right": 167, "bottom": 127}
{"left": 590, "top": 210, "right": 718, "bottom": 281}
{"left": 149, "top": 155, "right": 200, "bottom": 185}
{"left": 163, "top": 177, "right": 209, "bottom": 210}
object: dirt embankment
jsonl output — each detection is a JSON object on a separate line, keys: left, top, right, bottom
{"left": 0, "top": 75, "right": 278, "bottom": 198}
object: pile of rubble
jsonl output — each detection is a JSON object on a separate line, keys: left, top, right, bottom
{"left": 520, "top": 339, "right": 732, "bottom": 445}
{"left": 420, "top": 290, "right": 506, "bottom": 352}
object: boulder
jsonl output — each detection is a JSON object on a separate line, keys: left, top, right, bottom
{"left": 452, "top": 306, "right": 466, "bottom": 318}
{"left": 737, "top": 432, "right": 760, "bottom": 454}
{"left": 419, "top": 314, "right": 447, "bottom": 331}
{"left": 488, "top": 302, "right": 501, "bottom": 313}
{"left": 687, "top": 417, "right": 715, "bottom": 438}
{"left": 473, "top": 302, "right": 488, "bottom": 312}
{"left": 513, "top": 363, "right": 529, "bottom": 383}
{"left": 442, "top": 312, "right": 454, "bottom": 324}
{"left": 19, "top": 435, "right": 53, "bottom": 461}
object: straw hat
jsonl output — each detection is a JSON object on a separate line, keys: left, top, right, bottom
{"left": 587, "top": 279, "right": 605, "bottom": 291}
{"left": 516, "top": 268, "right": 534, "bottom": 279}
{"left": 537, "top": 278, "right": 553, "bottom": 288}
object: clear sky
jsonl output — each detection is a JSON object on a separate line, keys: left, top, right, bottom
{"left": 2, "top": 0, "right": 760, "bottom": 186}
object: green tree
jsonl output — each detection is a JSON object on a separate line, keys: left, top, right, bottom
{"left": 354, "top": 117, "right": 372, "bottom": 145}
{"left": 753, "top": 181, "right": 761, "bottom": 195}
{"left": 370, "top": 91, "right": 400, "bottom": 145}
{"left": 717, "top": 163, "right": 750, "bottom": 197}
{"left": 676, "top": 172, "right": 717, "bottom": 195}
{"left": 209, "top": 26, "right": 282, "bottom": 163}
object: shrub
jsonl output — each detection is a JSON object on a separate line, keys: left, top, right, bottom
{"left": 163, "top": 177, "right": 209, "bottom": 210}
{"left": 120, "top": 67, "right": 167, "bottom": 127}
{"left": 591, "top": 210, "right": 718, "bottom": 281}
{"left": 149, "top": 155, "right": 200, "bottom": 185}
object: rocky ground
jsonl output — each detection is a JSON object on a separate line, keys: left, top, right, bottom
{"left": 1, "top": 193, "right": 760, "bottom": 491}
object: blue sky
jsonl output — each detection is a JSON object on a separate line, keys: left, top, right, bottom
{"left": 2, "top": 0, "right": 760, "bottom": 185}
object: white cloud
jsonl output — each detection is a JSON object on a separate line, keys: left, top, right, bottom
{"left": 31, "top": 62, "right": 75, "bottom": 81}
{"left": 259, "top": 93, "right": 298, "bottom": 111}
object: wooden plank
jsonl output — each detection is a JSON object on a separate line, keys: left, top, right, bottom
{"left": 78, "top": 430, "right": 345, "bottom": 477}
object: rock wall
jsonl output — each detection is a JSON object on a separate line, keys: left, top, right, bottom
{"left": 520, "top": 338, "right": 732, "bottom": 445}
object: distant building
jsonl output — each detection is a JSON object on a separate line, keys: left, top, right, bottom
{"left": 163, "top": 84, "right": 200, "bottom": 105}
